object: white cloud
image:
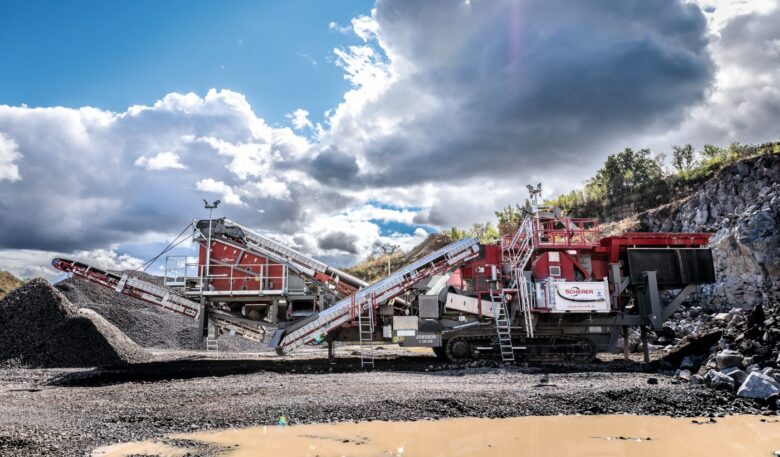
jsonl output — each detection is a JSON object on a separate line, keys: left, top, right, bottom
{"left": 195, "top": 178, "right": 245, "bottom": 206}
{"left": 0, "top": 248, "right": 144, "bottom": 279}
{"left": 328, "top": 21, "right": 352, "bottom": 34}
{"left": 287, "top": 108, "right": 313, "bottom": 131}
{"left": 241, "top": 178, "right": 291, "bottom": 201}
{"left": 0, "top": 133, "right": 22, "bottom": 182}
{"left": 351, "top": 15, "right": 379, "bottom": 42}
{"left": 134, "top": 151, "right": 187, "bottom": 171}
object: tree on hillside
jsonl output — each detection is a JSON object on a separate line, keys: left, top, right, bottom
{"left": 495, "top": 204, "right": 523, "bottom": 225}
{"left": 444, "top": 227, "right": 467, "bottom": 240}
{"left": 468, "top": 222, "right": 499, "bottom": 243}
{"left": 702, "top": 144, "right": 725, "bottom": 159}
{"left": 672, "top": 144, "right": 696, "bottom": 174}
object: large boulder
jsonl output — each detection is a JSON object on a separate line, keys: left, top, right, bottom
{"left": 721, "top": 367, "right": 748, "bottom": 387}
{"left": 736, "top": 372, "right": 780, "bottom": 400}
{"left": 706, "top": 369, "right": 736, "bottom": 392}
{"left": 715, "top": 349, "right": 744, "bottom": 370}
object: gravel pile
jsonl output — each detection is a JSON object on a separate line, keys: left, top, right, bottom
{"left": 55, "top": 274, "right": 203, "bottom": 350}
{"left": 0, "top": 279, "right": 149, "bottom": 367}
{"left": 55, "top": 273, "right": 268, "bottom": 352}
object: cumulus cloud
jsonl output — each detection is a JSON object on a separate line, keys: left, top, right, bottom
{"left": 287, "top": 108, "right": 313, "bottom": 130}
{"left": 639, "top": 1, "right": 780, "bottom": 150}
{"left": 195, "top": 178, "right": 245, "bottom": 206}
{"left": 318, "top": 231, "right": 360, "bottom": 254}
{"left": 323, "top": 0, "right": 714, "bottom": 191}
{"left": 134, "top": 151, "right": 187, "bottom": 171}
{"left": 0, "top": 133, "right": 22, "bottom": 182}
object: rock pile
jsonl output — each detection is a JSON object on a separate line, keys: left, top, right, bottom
{"left": 661, "top": 303, "right": 780, "bottom": 405}
{"left": 0, "top": 279, "right": 149, "bottom": 368}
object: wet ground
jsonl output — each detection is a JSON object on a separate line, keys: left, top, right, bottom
{"left": 95, "top": 415, "right": 780, "bottom": 457}
{"left": 0, "top": 346, "right": 775, "bottom": 456}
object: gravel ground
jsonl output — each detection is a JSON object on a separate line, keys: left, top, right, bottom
{"left": 0, "top": 347, "right": 773, "bottom": 456}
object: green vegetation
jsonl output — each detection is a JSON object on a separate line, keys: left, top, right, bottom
{"left": 546, "top": 140, "right": 780, "bottom": 222}
{"left": 444, "top": 222, "right": 500, "bottom": 243}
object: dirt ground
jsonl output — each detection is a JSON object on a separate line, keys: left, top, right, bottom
{"left": 0, "top": 346, "right": 773, "bottom": 456}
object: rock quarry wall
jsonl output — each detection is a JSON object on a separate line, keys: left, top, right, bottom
{"left": 635, "top": 154, "right": 779, "bottom": 309}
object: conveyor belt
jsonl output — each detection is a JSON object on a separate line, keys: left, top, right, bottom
{"left": 271, "top": 237, "right": 480, "bottom": 354}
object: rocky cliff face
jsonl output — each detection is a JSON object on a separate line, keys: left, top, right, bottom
{"left": 635, "top": 154, "right": 779, "bottom": 309}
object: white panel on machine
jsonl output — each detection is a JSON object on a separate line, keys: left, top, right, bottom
{"left": 445, "top": 292, "right": 495, "bottom": 317}
{"left": 549, "top": 279, "right": 610, "bottom": 313}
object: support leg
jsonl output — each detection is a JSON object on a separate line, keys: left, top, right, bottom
{"left": 622, "top": 326, "right": 630, "bottom": 361}
{"left": 199, "top": 296, "right": 208, "bottom": 338}
{"left": 328, "top": 337, "right": 335, "bottom": 364}
{"left": 640, "top": 325, "right": 650, "bottom": 365}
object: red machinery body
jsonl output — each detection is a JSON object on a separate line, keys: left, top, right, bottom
{"left": 455, "top": 213, "right": 712, "bottom": 315}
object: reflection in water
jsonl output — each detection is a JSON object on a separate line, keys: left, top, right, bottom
{"left": 93, "top": 415, "right": 780, "bottom": 457}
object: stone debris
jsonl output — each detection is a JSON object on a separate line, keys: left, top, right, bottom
{"left": 0, "top": 279, "right": 149, "bottom": 368}
{"left": 659, "top": 301, "right": 780, "bottom": 408}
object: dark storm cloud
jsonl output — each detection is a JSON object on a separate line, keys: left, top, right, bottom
{"left": 317, "top": 231, "right": 359, "bottom": 254}
{"left": 306, "top": 145, "right": 361, "bottom": 187}
{"left": 344, "top": 0, "right": 714, "bottom": 187}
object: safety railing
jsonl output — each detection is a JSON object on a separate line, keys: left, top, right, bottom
{"left": 533, "top": 217, "right": 600, "bottom": 248}
{"left": 164, "top": 256, "right": 290, "bottom": 296}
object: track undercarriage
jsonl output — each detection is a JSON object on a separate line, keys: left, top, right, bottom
{"left": 435, "top": 330, "right": 597, "bottom": 363}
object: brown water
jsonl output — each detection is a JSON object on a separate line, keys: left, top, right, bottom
{"left": 92, "top": 415, "right": 780, "bottom": 457}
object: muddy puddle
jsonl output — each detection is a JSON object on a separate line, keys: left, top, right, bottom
{"left": 92, "top": 415, "right": 780, "bottom": 456}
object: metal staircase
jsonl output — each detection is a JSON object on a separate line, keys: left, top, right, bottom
{"left": 501, "top": 215, "right": 536, "bottom": 338}
{"left": 489, "top": 288, "right": 515, "bottom": 363}
{"left": 357, "top": 294, "right": 376, "bottom": 368}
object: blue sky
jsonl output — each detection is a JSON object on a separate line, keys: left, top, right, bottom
{"left": 0, "top": 0, "right": 371, "bottom": 125}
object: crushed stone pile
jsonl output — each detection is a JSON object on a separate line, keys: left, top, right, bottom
{"left": 55, "top": 272, "right": 267, "bottom": 352}
{"left": 657, "top": 302, "right": 780, "bottom": 406}
{"left": 0, "top": 279, "right": 150, "bottom": 368}
{"left": 55, "top": 274, "right": 203, "bottom": 350}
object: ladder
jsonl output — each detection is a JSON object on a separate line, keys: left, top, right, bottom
{"left": 206, "top": 336, "right": 219, "bottom": 353}
{"left": 357, "top": 294, "right": 376, "bottom": 368}
{"left": 489, "top": 288, "right": 515, "bottom": 363}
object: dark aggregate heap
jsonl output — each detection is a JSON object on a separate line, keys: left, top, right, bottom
{"left": 0, "top": 279, "right": 149, "bottom": 367}
{"left": 55, "top": 272, "right": 268, "bottom": 352}
{"left": 55, "top": 274, "right": 203, "bottom": 350}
